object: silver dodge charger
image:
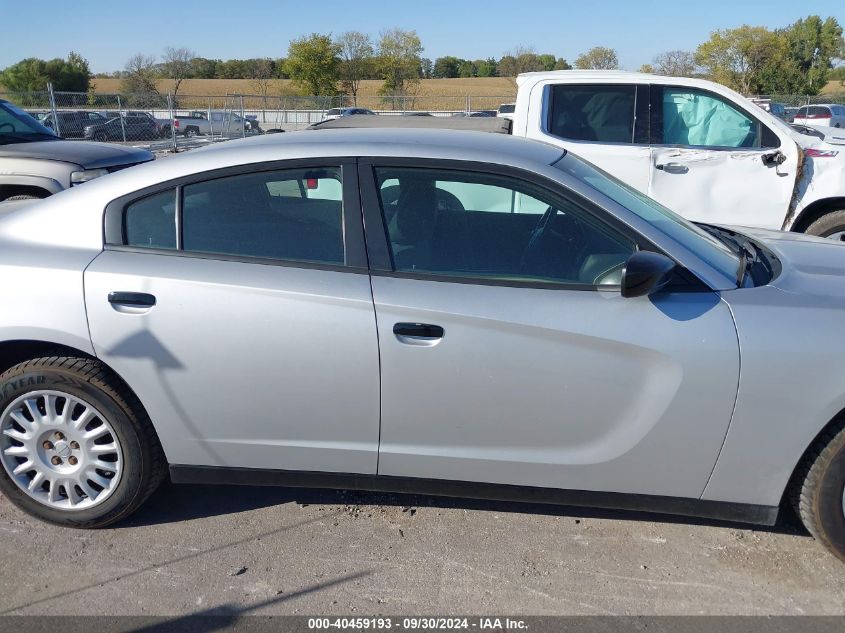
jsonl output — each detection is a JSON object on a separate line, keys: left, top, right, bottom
{"left": 1, "top": 129, "right": 844, "bottom": 561}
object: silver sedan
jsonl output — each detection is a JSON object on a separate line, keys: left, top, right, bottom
{"left": 1, "top": 129, "right": 844, "bottom": 562}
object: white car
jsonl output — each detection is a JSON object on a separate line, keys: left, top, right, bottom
{"left": 510, "top": 71, "right": 845, "bottom": 239}
{"left": 496, "top": 103, "right": 515, "bottom": 121}
{"left": 793, "top": 104, "right": 845, "bottom": 129}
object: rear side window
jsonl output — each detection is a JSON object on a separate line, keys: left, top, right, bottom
{"left": 124, "top": 189, "right": 177, "bottom": 249}
{"left": 548, "top": 84, "right": 636, "bottom": 143}
{"left": 181, "top": 167, "right": 344, "bottom": 264}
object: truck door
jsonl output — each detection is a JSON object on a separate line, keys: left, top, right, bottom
{"left": 648, "top": 85, "right": 799, "bottom": 229}
{"left": 523, "top": 82, "right": 652, "bottom": 193}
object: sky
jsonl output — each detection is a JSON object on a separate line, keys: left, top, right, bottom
{"left": 1, "top": 0, "right": 842, "bottom": 73}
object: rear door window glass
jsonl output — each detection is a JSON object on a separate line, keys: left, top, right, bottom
{"left": 124, "top": 189, "right": 177, "bottom": 249}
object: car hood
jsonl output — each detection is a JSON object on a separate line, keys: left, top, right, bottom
{"left": 733, "top": 225, "right": 845, "bottom": 295}
{"left": 0, "top": 140, "right": 153, "bottom": 169}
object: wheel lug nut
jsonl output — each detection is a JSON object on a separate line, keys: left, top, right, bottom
{"left": 70, "top": 441, "right": 79, "bottom": 450}
{"left": 55, "top": 432, "right": 65, "bottom": 441}
{"left": 51, "top": 456, "right": 62, "bottom": 466}
{"left": 42, "top": 441, "right": 53, "bottom": 450}
{"left": 68, "top": 456, "right": 78, "bottom": 466}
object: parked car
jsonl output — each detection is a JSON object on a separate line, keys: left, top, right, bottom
{"left": 452, "top": 111, "right": 496, "bottom": 117}
{"left": 41, "top": 111, "right": 107, "bottom": 139}
{"left": 507, "top": 71, "right": 845, "bottom": 239}
{"left": 2, "top": 129, "right": 845, "bottom": 562}
{"left": 497, "top": 103, "right": 516, "bottom": 121}
{"left": 784, "top": 106, "right": 800, "bottom": 123}
{"left": 401, "top": 111, "right": 433, "bottom": 116}
{"left": 322, "top": 107, "right": 376, "bottom": 122}
{"left": 172, "top": 110, "right": 247, "bottom": 137}
{"left": 750, "top": 100, "right": 788, "bottom": 121}
{"left": 84, "top": 115, "right": 160, "bottom": 142}
{"left": 244, "top": 115, "right": 263, "bottom": 134}
{"left": 0, "top": 99, "right": 153, "bottom": 202}
{"left": 793, "top": 104, "right": 845, "bottom": 128}
{"left": 791, "top": 123, "right": 845, "bottom": 146}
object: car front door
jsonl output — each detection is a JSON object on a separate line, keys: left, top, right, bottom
{"left": 525, "top": 82, "right": 652, "bottom": 192}
{"left": 84, "top": 161, "right": 381, "bottom": 473}
{"left": 360, "top": 159, "right": 739, "bottom": 499}
{"left": 648, "top": 85, "right": 799, "bottom": 230}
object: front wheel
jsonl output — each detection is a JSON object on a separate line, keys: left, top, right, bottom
{"left": 791, "top": 417, "right": 845, "bottom": 562}
{"left": 805, "top": 210, "right": 845, "bottom": 242}
{"left": 0, "top": 356, "right": 165, "bottom": 528}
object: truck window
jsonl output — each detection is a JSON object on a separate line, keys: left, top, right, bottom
{"left": 547, "top": 84, "right": 636, "bottom": 143}
{"left": 655, "top": 87, "right": 774, "bottom": 149}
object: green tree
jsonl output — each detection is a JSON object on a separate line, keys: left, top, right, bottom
{"left": 574, "top": 47, "right": 619, "bottom": 70}
{"left": 376, "top": 28, "right": 424, "bottom": 99}
{"left": 538, "top": 54, "right": 557, "bottom": 71}
{"left": 639, "top": 63, "right": 655, "bottom": 73}
{"left": 694, "top": 26, "right": 780, "bottom": 94}
{"left": 336, "top": 31, "right": 374, "bottom": 104}
{"left": 784, "top": 16, "right": 844, "bottom": 94}
{"left": 285, "top": 33, "right": 341, "bottom": 95}
{"left": 0, "top": 52, "right": 91, "bottom": 92}
{"left": 553, "top": 57, "right": 572, "bottom": 70}
{"left": 475, "top": 58, "right": 498, "bottom": 77}
{"left": 433, "top": 56, "right": 462, "bottom": 78}
{"left": 458, "top": 60, "right": 477, "bottom": 78}
{"left": 190, "top": 57, "right": 219, "bottom": 79}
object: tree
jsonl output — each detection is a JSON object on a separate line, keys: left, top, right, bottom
{"left": 476, "top": 58, "right": 497, "bottom": 77}
{"left": 0, "top": 52, "right": 90, "bottom": 92}
{"left": 538, "top": 54, "right": 557, "bottom": 71}
{"left": 376, "top": 28, "right": 424, "bottom": 99}
{"left": 420, "top": 58, "right": 433, "bottom": 79}
{"left": 458, "top": 60, "right": 477, "bottom": 78}
{"left": 574, "top": 47, "right": 619, "bottom": 70}
{"left": 784, "top": 16, "right": 844, "bottom": 94}
{"left": 638, "top": 63, "right": 655, "bottom": 73}
{"left": 190, "top": 57, "right": 219, "bottom": 79}
{"left": 433, "top": 56, "right": 462, "bottom": 78}
{"left": 497, "top": 46, "right": 544, "bottom": 77}
{"left": 120, "top": 53, "right": 159, "bottom": 95}
{"left": 285, "top": 33, "right": 341, "bottom": 95}
{"left": 553, "top": 57, "right": 572, "bottom": 70}
{"left": 249, "top": 58, "right": 275, "bottom": 102}
{"left": 652, "top": 50, "right": 696, "bottom": 76}
{"left": 336, "top": 31, "right": 374, "bottom": 104}
{"left": 162, "top": 46, "right": 195, "bottom": 96}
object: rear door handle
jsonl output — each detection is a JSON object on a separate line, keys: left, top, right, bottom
{"left": 108, "top": 292, "right": 156, "bottom": 307}
{"left": 655, "top": 162, "right": 689, "bottom": 174}
{"left": 393, "top": 322, "right": 444, "bottom": 346}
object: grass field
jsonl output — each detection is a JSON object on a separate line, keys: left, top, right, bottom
{"left": 91, "top": 77, "right": 518, "bottom": 110}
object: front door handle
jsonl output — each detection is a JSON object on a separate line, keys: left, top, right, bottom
{"left": 655, "top": 162, "right": 689, "bottom": 174}
{"left": 393, "top": 323, "right": 444, "bottom": 346}
{"left": 108, "top": 291, "right": 156, "bottom": 308}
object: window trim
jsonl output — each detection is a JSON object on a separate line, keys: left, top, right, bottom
{"left": 357, "top": 157, "right": 704, "bottom": 292}
{"left": 543, "top": 83, "right": 648, "bottom": 147}
{"left": 650, "top": 84, "right": 781, "bottom": 150}
{"left": 104, "top": 157, "right": 367, "bottom": 272}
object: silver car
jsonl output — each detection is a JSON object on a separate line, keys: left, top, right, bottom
{"left": 1, "top": 129, "right": 845, "bottom": 562}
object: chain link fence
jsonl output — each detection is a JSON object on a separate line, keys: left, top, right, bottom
{"left": 4, "top": 87, "right": 842, "bottom": 152}
{"left": 1, "top": 87, "right": 516, "bottom": 152}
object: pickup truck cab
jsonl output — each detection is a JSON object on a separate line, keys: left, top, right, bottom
{"left": 513, "top": 71, "right": 845, "bottom": 238}
{"left": 173, "top": 110, "right": 246, "bottom": 137}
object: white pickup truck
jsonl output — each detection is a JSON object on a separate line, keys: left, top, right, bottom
{"left": 511, "top": 71, "right": 845, "bottom": 239}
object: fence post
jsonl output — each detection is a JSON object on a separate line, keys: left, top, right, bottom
{"left": 466, "top": 95, "right": 470, "bottom": 113}
{"left": 240, "top": 94, "right": 246, "bottom": 138}
{"left": 168, "top": 93, "right": 176, "bottom": 152}
{"left": 117, "top": 94, "right": 127, "bottom": 142}
{"left": 47, "top": 83, "right": 61, "bottom": 138}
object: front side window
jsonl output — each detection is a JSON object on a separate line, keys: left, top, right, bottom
{"left": 182, "top": 167, "right": 344, "bottom": 264}
{"left": 375, "top": 167, "right": 636, "bottom": 287}
{"left": 548, "top": 84, "right": 636, "bottom": 143}
{"left": 658, "top": 87, "right": 760, "bottom": 148}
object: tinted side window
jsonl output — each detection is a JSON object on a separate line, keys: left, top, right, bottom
{"left": 375, "top": 167, "right": 636, "bottom": 287}
{"left": 182, "top": 167, "right": 344, "bottom": 264}
{"left": 657, "top": 87, "right": 766, "bottom": 148}
{"left": 548, "top": 84, "right": 636, "bottom": 143}
{"left": 124, "top": 189, "right": 177, "bottom": 249}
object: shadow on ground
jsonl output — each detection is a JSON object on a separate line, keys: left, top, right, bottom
{"left": 122, "top": 479, "right": 808, "bottom": 537}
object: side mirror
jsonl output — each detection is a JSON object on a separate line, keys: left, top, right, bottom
{"left": 621, "top": 251, "right": 676, "bottom": 298}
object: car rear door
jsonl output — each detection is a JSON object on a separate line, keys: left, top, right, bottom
{"left": 84, "top": 160, "right": 381, "bottom": 473}
{"left": 360, "top": 159, "right": 739, "bottom": 499}
{"left": 523, "top": 82, "right": 652, "bottom": 192}
{"left": 648, "top": 84, "right": 799, "bottom": 229}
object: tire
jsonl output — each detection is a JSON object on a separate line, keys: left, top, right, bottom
{"left": 0, "top": 355, "right": 165, "bottom": 528}
{"left": 790, "top": 417, "right": 845, "bottom": 562}
{"left": 184, "top": 126, "right": 199, "bottom": 138}
{"left": 804, "top": 210, "right": 845, "bottom": 241}
{"left": 2, "top": 194, "right": 43, "bottom": 202}
{"left": 93, "top": 131, "right": 108, "bottom": 142}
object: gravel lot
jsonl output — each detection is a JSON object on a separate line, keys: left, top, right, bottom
{"left": 0, "top": 481, "right": 844, "bottom": 616}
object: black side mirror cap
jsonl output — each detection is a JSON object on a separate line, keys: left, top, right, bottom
{"left": 621, "top": 251, "right": 677, "bottom": 298}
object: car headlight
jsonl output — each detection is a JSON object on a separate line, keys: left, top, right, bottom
{"left": 70, "top": 169, "right": 109, "bottom": 185}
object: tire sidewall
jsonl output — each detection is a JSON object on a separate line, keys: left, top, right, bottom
{"left": 805, "top": 210, "right": 845, "bottom": 239}
{"left": 0, "top": 366, "right": 145, "bottom": 527}
{"left": 815, "top": 442, "right": 845, "bottom": 559}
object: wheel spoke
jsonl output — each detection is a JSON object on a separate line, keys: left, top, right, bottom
{"left": 89, "top": 442, "right": 118, "bottom": 455}
{"left": 27, "top": 471, "right": 45, "bottom": 492}
{"left": 82, "top": 424, "right": 110, "bottom": 441}
{"left": 2, "top": 427, "right": 29, "bottom": 442}
{"left": 48, "top": 480, "right": 61, "bottom": 503}
{"left": 12, "top": 460, "right": 34, "bottom": 475}
{"left": 9, "top": 411, "right": 35, "bottom": 432}
{"left": 24, "top": 399, "right": 41, "bottom": 424}
{"left": 64, "top": 481, "right": 82, "bottom": 506}
{"left": 43, "top": 395, "right": 57, "bottom": 422}
{"left": 90, "top": 459, "right": 117, "bottom": 473}
{"left": 71, "top": 408, "right": 94, "bottom": 430}
{"left": 77, "top": 479, "right": 98, "bottom": 501}
{"left": 85, "top": 470, "right": 112, "bottom": 489}
{"left": 3, "top": 446, "right": 28, "bottom": 457}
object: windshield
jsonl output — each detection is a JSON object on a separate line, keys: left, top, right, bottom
{"left": 0, "top": 101, "right": 59, "bottom": 144}
{"left": 555, "top": 153, "right": 741, "bottom": 283}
